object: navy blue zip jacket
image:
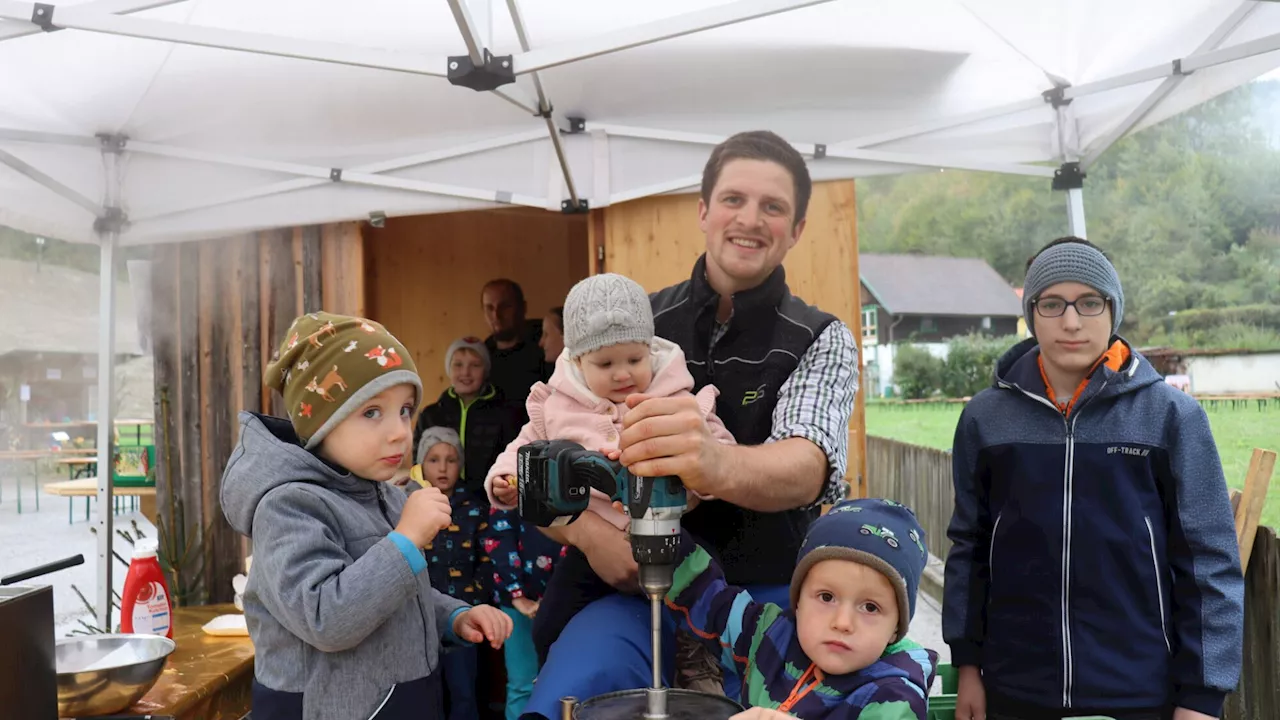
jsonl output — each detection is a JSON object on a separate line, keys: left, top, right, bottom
{"left": 942, "top": 336, "right": 1243, "bottom": 717}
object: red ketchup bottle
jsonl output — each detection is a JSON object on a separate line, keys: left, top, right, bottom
{"left": 120, "top": 537, "right": 173, "bottom": 638}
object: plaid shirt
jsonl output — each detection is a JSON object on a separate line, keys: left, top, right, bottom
{"left": 711, "top": 318, "right": 859, "bottom": 507}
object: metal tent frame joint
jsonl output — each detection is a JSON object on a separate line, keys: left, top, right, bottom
{"left": 446, "top": 48, "right": 515, "bottom": 92}
{"left": 812, "top": 143, "right": 826, "bottom": 160}
{"left": 561, "top": 198, "right": 589, "bottom": 214}
{"left": 535, "top": 103, "right": 553, "bottom": 119}
{"left": 93, "top": 206, "right": 127, "bottom": 234}
{"left": 1052, "top": 161, "right": 1086, "bottom": 191}
{"left": 563, "top": 116, "right": 586, "bottom": 134}
{"left": 1042, "top": 85, "right": 1072, "bottom": 109}
{"left": 329, "top": 168, "right": 342, "bottom": 182}
{"left": 96, "top": 133, "right": 128, "bottom": 153}
{"left": 1172, "top": 58, "right": 1193, "bottom": 76}
{"left": 30, "top": 2, "right": 58, "bottom": 31}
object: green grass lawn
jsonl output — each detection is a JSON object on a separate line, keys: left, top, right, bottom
{"left": 866, "top": 400, "right": 1280, "bottom": 529}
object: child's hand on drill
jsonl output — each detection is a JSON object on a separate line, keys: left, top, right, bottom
{"left": 394, "top": 485, "right": 452, "bottom": 548}
{"left": 494, "top": 475, "right": 518, "bottom": 506}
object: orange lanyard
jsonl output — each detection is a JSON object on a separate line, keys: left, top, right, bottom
{"left": 777, "top": 663, "right": 823, "bottom": 713}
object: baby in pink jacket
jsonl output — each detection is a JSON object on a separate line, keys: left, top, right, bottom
{"left": 486, "top": 273, "right": 734, "bottom": 525}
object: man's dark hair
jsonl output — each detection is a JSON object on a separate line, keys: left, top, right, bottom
{"left": 700, "top": 130, "right": 812, "bottom": 226}
{"left": 547, "top": 306, "right": 564, "bottom": 332}
{"left": 1026, "top": 236, "right": 1110, "bottom": 272}
{"left": 482, "top": 278, "right": 525, "bottom": 307}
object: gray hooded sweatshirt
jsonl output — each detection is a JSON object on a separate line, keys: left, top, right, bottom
{"left": 221, "top": 412, "right": 470, "bottom": 720}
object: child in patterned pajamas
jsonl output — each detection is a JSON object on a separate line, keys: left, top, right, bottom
{"left": 415, "top": 426, "right": 491, "bottom": 720}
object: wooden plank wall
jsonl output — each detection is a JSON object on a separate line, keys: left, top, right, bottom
{"left": 151, "top": 222, "right": 364, "bottom": 604}
{"left": 364, "top": 208, "right": 589, "bottom": 399}
{"left": 596, "top": 181, "right": 868, "bottom": 495}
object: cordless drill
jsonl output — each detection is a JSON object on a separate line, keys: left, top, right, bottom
{"left": 516, "top": 439, "right": 685, "bottom": 714}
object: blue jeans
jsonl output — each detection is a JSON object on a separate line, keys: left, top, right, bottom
{"left": 522, "top": 583, "right": 790, "bottom": 719}
{"left": 502, "top": 607, "right": 540, "bottom": 720}
{"left": 442, "top": 643, "right": 479, "bottom": 720}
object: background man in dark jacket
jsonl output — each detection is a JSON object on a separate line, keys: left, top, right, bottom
{"left": 481, "top": 279, "right": 550, "bottom": 404}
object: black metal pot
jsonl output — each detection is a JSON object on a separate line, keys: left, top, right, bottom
{"left": 565, "top": 689, "right": 744, "bottom": 720}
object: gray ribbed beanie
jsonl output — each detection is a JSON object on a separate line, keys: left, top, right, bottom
{"left": 444, "top": 337, "right": 491, "bottom": 377}
{"left": 1024, "top": 241, "right": 1124, "bottom": 336}
{"left": 416, "top": 426, "right": 463, "bottom": 466}
{"left": 564, "top": 273, "right": 654, "bottom": 358}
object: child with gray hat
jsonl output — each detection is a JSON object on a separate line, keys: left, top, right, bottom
{"left": 483, "top": 272, "right": 736, "bottom": 672}
{"left": 485, "top": 272, "right": 735, "bottom": 519}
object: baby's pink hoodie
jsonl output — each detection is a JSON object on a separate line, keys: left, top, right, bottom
{"left": 485, "top": 337, "right": 735, "bottom": 529}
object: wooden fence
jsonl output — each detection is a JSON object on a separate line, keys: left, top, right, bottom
{"left": 867, "top": 434, "right": 1278, "bottom": 719}
{"left": 1224, "top": 526, "right": 1279, "bottom": 720}
{"left": 865, "top": 435, "right": 954, "bottom": 560}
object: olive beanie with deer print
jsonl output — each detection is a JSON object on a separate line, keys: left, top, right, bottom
{"left": 266, "top": 312, "right": 422, "bottom": 450}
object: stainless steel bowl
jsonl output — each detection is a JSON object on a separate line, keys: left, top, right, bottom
{"left": 55, "top": 634, "right": 175, "bottom": 716}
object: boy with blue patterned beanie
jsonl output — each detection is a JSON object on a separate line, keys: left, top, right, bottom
{"left": 665, "top": 498, "right": 937, "bottom": 719}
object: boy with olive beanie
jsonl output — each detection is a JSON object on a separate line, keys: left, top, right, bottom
{"left": 943, "top": 237, "right": 1243, "bottom": 720}
{"left": 665, "top": 498, "right": 938, "bottom": 719}
{"left": 221, "top": 312, "right": 512, "bottom": 720}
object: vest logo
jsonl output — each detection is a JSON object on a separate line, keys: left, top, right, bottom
{"left": 1108, "top": 446, "right": 1150, "bottom": 457}
{"left": 742, "top": 384, "right": 768, "bottom": 406}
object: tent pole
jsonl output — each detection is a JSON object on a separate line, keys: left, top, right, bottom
{"left": 1066, "top": 188, "right": 1087, "bottom": 239}
{"left": 504, "top": 0, "right": 584, "bottom": 210}
{"left": 1050, "top": 102, "right": 1087, "bottom": 239}
{"left": 93, "top": 134, "right": 127, "bottom": 633}
{"left": 0, "top": 0, "right": 187, "bottom": 43}
{"left": 1082, "top": 1, "right": 1258, "bottom": 169}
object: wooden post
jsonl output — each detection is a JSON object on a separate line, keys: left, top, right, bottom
{"left": 1235, "top": 448, "right": 1276, "bottom": 572}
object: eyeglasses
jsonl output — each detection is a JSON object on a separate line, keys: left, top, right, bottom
{"left": 1033, "top": 296, "right": 1109, "bottom": 318}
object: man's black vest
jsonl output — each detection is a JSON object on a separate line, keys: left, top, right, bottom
{"left": 651, "top": 255, "right": 836, "bottom": 586}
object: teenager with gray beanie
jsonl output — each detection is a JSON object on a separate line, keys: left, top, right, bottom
{"left": 944, "top": 236, "right": 1243, "bottom": 720}
{"left": 1022, "top": 238, "right": 1124, "bottom": 337}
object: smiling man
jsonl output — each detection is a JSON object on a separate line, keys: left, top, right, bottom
{"left": 943, "top": 237, "right": 1244, "bottom": 720}
{"left": 521, "top": 131, "right": 859, "bottom": 717}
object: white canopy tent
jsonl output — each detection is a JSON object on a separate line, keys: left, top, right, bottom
{"left": 1, "top": 0, "right": 1277, "bottom": 630}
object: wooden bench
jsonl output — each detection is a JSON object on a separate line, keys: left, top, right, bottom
{"left": 43, "top": 476, "right": 156, "bottom": 524}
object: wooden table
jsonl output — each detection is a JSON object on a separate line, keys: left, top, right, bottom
{"left": 125, "top": 604, "right": 255, "bottom": 720}
{"left": 43, "top": 476, "right": 156, "bottom": 524}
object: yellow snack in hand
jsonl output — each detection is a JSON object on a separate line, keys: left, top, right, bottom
{"left": 409, "top": 464, "right": 427, "bottom": 488}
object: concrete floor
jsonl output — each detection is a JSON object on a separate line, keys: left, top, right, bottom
{"left": 0, "top": 470, "right": 152, "bottom": 637}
